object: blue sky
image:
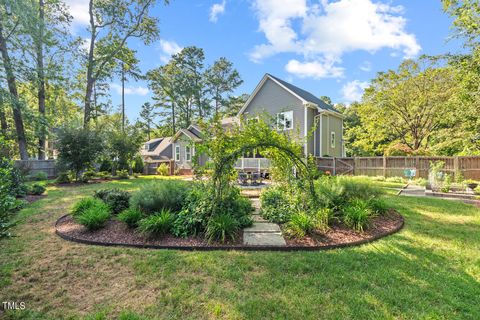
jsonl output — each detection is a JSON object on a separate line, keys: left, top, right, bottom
{"left": 67, "top": 0, "right": 463, "bottom": 122}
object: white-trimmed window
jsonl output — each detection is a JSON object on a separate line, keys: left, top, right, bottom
{"left": 185, "top": 146, "right": 191, "bottom": 161}
{"left": 175, "top": 145, "right": 180, "bottom": 161}
{"left": 277, "top": 111, "right": 293, "bottom": 130}
{"left": 331, "top": 132, "right": 336, "bottom": 148}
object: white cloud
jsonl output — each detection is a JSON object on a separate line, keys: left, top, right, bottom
{"left": 111, "top": 83, "right": 149, "bottom": 96}
{"left": 250, "top": 0, "right": 421, "bottom": 79}
{"left": 159, "top": 39, "right": 183, "bottom": 63}
{"left": 65, "top": 0, "right": 90, "bottom": 29}
{"left": 341, "top": 80, "right": 369, "bottom": 103}
{"left": 209, "top": 0, "right": 226, "bottom": 23}
{"left": 285, "top": 58, "right": 344, "bottom": 79}
{"left": 359, "top": 61, "right": 372, "bottom": 72}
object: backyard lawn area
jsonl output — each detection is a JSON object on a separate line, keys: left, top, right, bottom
{"left": 1, "top": 176, "right": 479, "bottom": 319}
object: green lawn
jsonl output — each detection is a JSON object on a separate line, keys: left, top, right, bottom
{"left": 1, "top": 177, "right": 479, "bottom": 319}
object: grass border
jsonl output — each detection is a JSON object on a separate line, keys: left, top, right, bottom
{"left": 55, "top": 213, "right": 404, "bottom": 252}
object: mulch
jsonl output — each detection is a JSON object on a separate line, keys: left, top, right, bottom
{"left": 56, "top": 215, "right": 243, "bottom": 247}
{"left": 285, "top": 210, "right": 404, "bottom": 247}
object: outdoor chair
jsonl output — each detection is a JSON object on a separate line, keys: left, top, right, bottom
{"left": 238, "top": 172, "right": 248, "bottom": 185}
{"left": 251, "top": 172, "right": 260, "bottom": 185}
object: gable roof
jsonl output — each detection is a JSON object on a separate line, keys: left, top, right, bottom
{"left": 266, "top": 74, "right": 338, "bottom": 112}
{"left": 172, "top": 128, "right": 202, "bottom": 142}
{"left": 237, "top": 73, "right": 340, "bottom": 116}
{"left": 141, "top": 137, "right": 172, "bottom": 156}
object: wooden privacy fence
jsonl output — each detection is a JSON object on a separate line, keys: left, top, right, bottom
{"left": 14, "top": 160, "right": 57, "bottom": 178}
{"left": 316, "top": 156, "right": 480, "bottom": 180}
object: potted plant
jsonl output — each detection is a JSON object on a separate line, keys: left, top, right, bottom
{"left": 464, "top": 179, "right": 479, "bottom": 190}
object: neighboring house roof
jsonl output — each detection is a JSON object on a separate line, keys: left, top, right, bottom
{"left": 172, "top": 128, "right": 202, "bottom": 142}
{"left": 221, "top": 116, "right": 239, "bottom": 126}
{"left": 237, "top": 73, "right": 341, "bottom": 116}
{"left": 141, "top": 137, "right": 172, "bottom": 157}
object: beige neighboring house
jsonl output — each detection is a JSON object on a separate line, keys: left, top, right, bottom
{"left": 140, "top": 137, "right": 173, "bottom": 174}
{"left": 140, "top": 73, "right": 345, "bottom": 174}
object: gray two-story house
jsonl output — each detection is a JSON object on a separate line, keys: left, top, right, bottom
{"left": 141, "top": 73, "right": 345, "bottom": 174}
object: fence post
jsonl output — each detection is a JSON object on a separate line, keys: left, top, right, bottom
{"left": 454, "top": 156, "right": 459, "bottom": 179}
{"left": 382, "top": 156, "right": 387, "bottom": 177}
{"left": 333, "top": 157, "right": 336, "bottom": 176}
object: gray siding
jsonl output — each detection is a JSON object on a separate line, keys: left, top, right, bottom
{"left": 319, "top": 114, "right": 343, "bottom": 157}
{"left": 173, "top": 135, "right": 195, "bottom": 170}
{"left": 243, "top": 78, "right": 306, "bottom": 140}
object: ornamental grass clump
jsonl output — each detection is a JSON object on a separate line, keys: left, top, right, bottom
{"left": 137, "top": 209, "right": 173, "bottom": 237}
{"left": 94, "top": 188, "right": 130, "bottom": 214}
{"left": 284, "top": 212, "right": 315, "bottom": 239}
{"left": 118, "top": 208, "right": 144, "bottom": 228}
{"left": 71, "top": 197, "right": 104, "bottom": 217}
{"left": 130, "top": 180, "right": 189, "bottom": 214}
{"left": 205, "top": 213, "right": 240, "bottom": 243}
{"left": 71, "top": 198, "right": 110, "bottom": 230}
{"left": 342, "top": 199, "right": 375, "bottom": 232}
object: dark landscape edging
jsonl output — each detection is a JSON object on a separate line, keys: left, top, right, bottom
{"left": 55, "top": 214, "right": 404, "bottom": 252}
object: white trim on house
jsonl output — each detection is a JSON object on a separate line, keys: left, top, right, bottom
{"left": 185, "top": 145, "right": 191, "bottom": 162}
{"left": 276, "top": 110, "right": 293, "bottom": 131}
{"left": 174, "top": 145, "right": 180, "bottom": 161}
{"left": 304, "top": 106, "right": 308, "bottom": 157}
{"left": 331, "top": 131, "right": 336, "bottom": 149}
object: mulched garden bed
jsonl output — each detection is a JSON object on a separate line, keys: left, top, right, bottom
{"left": 284, "top": 210, "right": 404, "bottom": 247}
{"left": 56, "top": 215, "right": 243, "bottom": 247}
{"left": 56, "top": 210, "right": 404, "bottom": 251}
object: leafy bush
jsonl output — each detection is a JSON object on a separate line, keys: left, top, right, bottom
{"left": 172, "top": 183, "right": 252, "bottom": 237}
{"left": 74, "top": 205, "right": 111, "bottom": 230}
{"left": 137, "top": 210, "right": 173, "bottom": 237}
{"left": 133, "top": 155, "right": 144, "bottom": 174}
{"left": 130, "top": 180, "right": 189, "bottom": 214}
{"left": 260, "top": 186, "right": 292, "bottom": 223}
{"left": 1, "top": 158, "right": 26, "bottom": 198}
{"left": 94, "top": 188, "right": 130, "bottom": 214}
{"left": 55, "top": 171, "right": 71, "bottom": 184}
{"left": 385, "top": 176, "right": 404, "bottom": 183}
{"left": 342, "top": 199, "right": 374, "bottom": 232}
{"left": 29, "top": 171, "right": 48, "bottom": 181}
{"left": 316, "top": 177, "right": 346, "bottom": 210}
{"left": 56, "top": 126, "right": 103, "bottom": 181}
{"left": 205, "top": 214, "right": 239, "bottom": 243}
{"left": 0, "top": 160, "right": 17, "bottom": 238}
{"left": 156, "top": 163, "right": 169, "bottom": 176}
{"left": 284, "top": 212, "right": 314, "bottom": 238}
{"left": 81, "top": 169, "right": 97, "bottom": 183}
{"left": 313, "top": 207, "right": 334, "bottom": 232}
{"left": 371, "top": 176, "right": 386, "bottom": 182}
{"left": 117, "top": 169, "right": 129, "bottom": 179}
{"left": 413, "top": 178, "right": 428, "bottom": 187}
{"left": 441, "top": 174, "right": 452, "bottom": 193}
{"left": 368, "top": 197, "right": 390, "bottom": 215}
{"left": 71, "top": 197, "right": 105, "bottom": 217}
{"left": 28, "top": 183, "right": 46, "bottom": 195}
{"left": 474, "top": 186, "right": 480, "bottom": 195}
{"left": 118, "top": 208, "right": 144, "bottom": 228}
{"left": 97, "top": 171, "right": 111, "bottom": 179}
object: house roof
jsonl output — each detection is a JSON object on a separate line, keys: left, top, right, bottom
{"left": 266, "top": 74, "right": 338, "bottom": 113}
{"left": 172, "top": 128, "right": 202, "bottom": 142}
{"left": 237, "top": 73, "right": 341, "bottom": 116}
{"left": 141, "top": 137, "right": 172, "bottom": 156}
{"left": 221, "top": 116, "right": 239, "bottom": 126}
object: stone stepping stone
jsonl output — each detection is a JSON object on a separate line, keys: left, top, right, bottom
{"left": 244, "top": 222, "right": 281, "bottom": 233}
{"left": 244, "top": 232, "right": 286, "bottom": 246}
{"left": 252, "top": 215, "right": 267, "bottom": 222}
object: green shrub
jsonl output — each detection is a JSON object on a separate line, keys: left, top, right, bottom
{"left": 205, "top": 213, "right": 240, "bottom": 243}
{"left": 413, "top": 178, "right": 428, "bottom": 187}
{"left": 117, "top": 169, "right": 129, "bottom": 179}
{"left": 118, "top": 208, "right": 144, "bottom": 228}
{"left": 94, "top": 188, "right": 130, "bottom": 214}
{"left": 156, "top": 163, "right": 169, "bottom": 176}
{"left": 81, "top": 169, "right": 97, "bottom": 182}
{"left": 55, "top": 171, "right": 71, "bottom": 184}
{"left": 74, "top": 205, "right": 111, "bottom": 230}
{"left": 130, "top": 180, "right": 189, "bottom": 214}
{"left": 137, "top": 210, "right": 173, "bottom": 237}
{"left": 385, "top": 176, "right": 404, "bottom": 183}
{"left": 339, "top": 177, "right": 383, "bottom": 200}
{"left": 71, "top": 198, "right": 105, "bottom": 217}
{"left": 441, "top": 174, "right": 452, "bottom": 193}
{"left": 29, "top": 171, "right": 48, "bottom": 181}
{"left": 371, "top": 176, "right": 386, "bottom": 182}
{"left": 368, "top": 198, "right": 390, "bottom": 215}
{"left": 284, "top": 212, "right": 314, "bottom": 238}
{"left": 260, "top": 186, "right": 292, "bottom": 223}
{"left": 474, "top": 186, "right": 480, "bottom": 195}
{"left": 316, "top": 177, "right": 346, "bottom": 210}
{"left": 28, "top": 183, "right": 46, "bottom": 195}
{"left": 342, "top": 199, "right": 374, "bottom": 232}
{"left": 133, "top": 156, "right": 144, "bottom": 174}
{"left": 172, "top": 183, "right": 252, "bottom": 237}
{"left": 97, "top": 171, "right": 112, "bottom": 179}
{"left": 313, "top": 207, "right": 334, "bottom": 232}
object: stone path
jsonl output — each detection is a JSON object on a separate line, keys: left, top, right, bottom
{"left": 399, "top": 184, "right": 426, "bottom": 197}
{"left": 243, "top": 198, "right": 286, "bottom": 246}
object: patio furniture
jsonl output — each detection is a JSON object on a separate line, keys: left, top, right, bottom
{"left": 238, "top": 172, "right": 248, "bottom": 185}
{"left": 251, "top": 172, "right": 260, "bottom": 185}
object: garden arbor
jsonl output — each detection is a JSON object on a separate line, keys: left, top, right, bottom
{"left": 196, "top": 118, "right": 318, "bottom": 214}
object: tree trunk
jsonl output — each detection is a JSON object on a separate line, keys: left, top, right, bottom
{"left": 84, "top": 0, "right": 96, "bottom": 128}
{"left": 121, "top": 62, "right": 125, "bottom": 132}
{"left": 36, "top": 0, "right": 46, "bottom": 159}
{"left": 172, "top": 101, "right": 176, "bottom": 135}
{"left": 0, "top": 13, "right": 28, "bottom": 160}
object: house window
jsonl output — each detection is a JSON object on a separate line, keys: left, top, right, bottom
{"left": 185, "top": 146, "right": 191, "bottom": 161}
{"left": 144, "top": 144, "right": 149, "bottom": 150}
{"left": 175, "top": 145, "right": 180, "bottom": 161}
{"left": 277, "top": 111, "right": 293, "bottom": 130}
{"left": 331, "top": 132, "right": 336, "bottom": 148}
